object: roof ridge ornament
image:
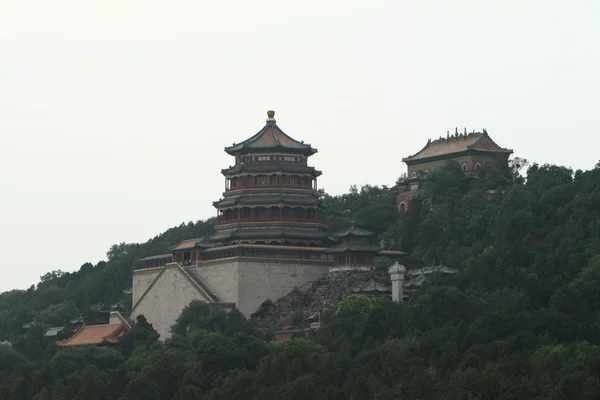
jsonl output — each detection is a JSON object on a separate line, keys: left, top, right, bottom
{"left": 266, "top": 110, "right": 276, "bottom": 124}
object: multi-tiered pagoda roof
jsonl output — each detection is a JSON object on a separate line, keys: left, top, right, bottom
{"left": 224, "top": 110, "right": 317, "bottom": 156}
{"left": 210, "top": 110, "right": 328, "bottom": 248}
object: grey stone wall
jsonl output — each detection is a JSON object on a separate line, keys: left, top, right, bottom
{"left": 132, "top": 264, "right": 207, "bottom": 339}
{"left": 190, "top": 259, "right": 239, "bottom": 305}
{"left": 237, "top": 259, "right": 330, "bottom": 317}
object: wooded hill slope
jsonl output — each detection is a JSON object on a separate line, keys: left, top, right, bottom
{"left": 1, "top": 161, "right": 600, "bottom": 399}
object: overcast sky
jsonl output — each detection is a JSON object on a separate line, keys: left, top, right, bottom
{"left": 1, "top": 1, "right": 598, "bottom": 293}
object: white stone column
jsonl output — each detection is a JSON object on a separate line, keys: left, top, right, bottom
{"left": 388, "top": 262, "right": 406, "bottom": 302}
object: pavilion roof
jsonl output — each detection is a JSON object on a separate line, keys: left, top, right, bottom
{"left": 352, "top": 279, "right": 391, "bottom": 293}
{"left": 378, "top": 250, "right": 407, "bottom": 257}
{"left": 55, "top": 323, "right": 130, "bottom": 347}
{"left": 138, "top": 253, "right": 172, "bottom": 262}
{"left": 168, "top": 237, "right": 218, "bottom": 253}
{"left": 402, "top": 130, "right": 512, "bottom": 163}
{"left": 333, "top": 222, "right": 373, "bottom": 239}
{"left": 324, "top": 243, "right": 382, "bottom": 254}
{"left": 225, "top": 111, "right": 317, "bottom": 156}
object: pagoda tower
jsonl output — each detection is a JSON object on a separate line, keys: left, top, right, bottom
{"left": 210, "top": 110, "right": 328, "bottom": 249}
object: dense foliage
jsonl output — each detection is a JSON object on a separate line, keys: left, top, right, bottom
{"left": 1, "top": 160, "right": 600, "bottom": 398}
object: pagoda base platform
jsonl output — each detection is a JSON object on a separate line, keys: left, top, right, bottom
{"left": 329, "top": 265, "right": 374, "bottom": 272}
{"left": 132, "top": 257, "right": 331, "bottom": 339}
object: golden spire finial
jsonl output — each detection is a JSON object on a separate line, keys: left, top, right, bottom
{"left": 267, "top": 110, "right": 276, "bottom": 122}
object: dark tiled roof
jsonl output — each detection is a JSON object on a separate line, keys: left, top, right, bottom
{"left": 225, "top": 112, "right": 317, "bottom": 156}
{"left": 334, "top": 223, "right": 373, "bottom": 239}
{"left": 403, "top": 131, "right": 513, "bottom": 162}
{"left": 138, "top": 253, "right": 172, "bottom": 262}
{"left": 324, "top": 243, "right": 382, "bottom": 254}
{"left": 213, "top": 194, "right": 321, "bottom": 208}
{"left": 210, "top": 227, "right": 328, "bottom": 242}
{"left": 202, "top": 243, "right": 329, "bottom": 253}
{"left": 378, "top": 250, "right": 407, "bottom": 256}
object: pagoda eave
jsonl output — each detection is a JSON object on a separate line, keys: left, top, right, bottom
{"left": 221, "top": 165, "right": 322, "bottom": 177}
{"left": 215, "top": 220, "right": 327, "bottom": 231}
{"left": 224, "top": 144, "right": 317, "bottom": 157}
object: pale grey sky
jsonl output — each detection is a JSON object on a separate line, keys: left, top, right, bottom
{"left": 1, "top": 1, "right": 599, "bottom": 293}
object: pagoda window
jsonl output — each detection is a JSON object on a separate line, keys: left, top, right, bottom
{"left": 474, "top": 163, "right": 482, "bottom": 170}
{"left": 259, "top": 175, "right": 267, "bottom": 185}
{"left": 399, "top": 202, "right": 407, "bottom": 213}
{"left": 293, "top": 207, "right": 304, "bottom": 219}
{"left": 224, "top": 209, "right": 233, "bottom": 221}
{"left": 255, "top": 207, "right": 267, "bottom": 219}
{"left": 269, "top": 206, "right": 280, "bottom": 219}
{"left": 289, "top": 176, "right": 297, "bottom": 186}
{"left": 307, "top": 208, "right": 315, "bottom": 220}
{"left": 462, "top": 163, "right": 468, "bottom": 171}
{"left": 282, "top": 206, "right": 291, "bottom": 218}
{"left": 411, "top": 172, "right": 417, "bottom": 178}
{"left": 270, "top": 175, "right": 278, "bottom": 185}
{"left": 241, "top": 207, "right": 251, "bottom": 220}
{"left": 258, "top": 155, "right": 270, "bottom": 161}
{"left": 281, "top": 175, "right": 289, "bottom": 185}
{"left": 284, "top": 156, "right": 295, "bottom": 162}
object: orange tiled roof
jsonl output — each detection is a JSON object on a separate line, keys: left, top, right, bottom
{"left": 403, "top": 132, "right": 512, "bottom": 162}
{"left": 55, "top": 323, "right": 129, "bottom": 347}
{"left": 173, "top": 238, "right": 205, "bottom": 250}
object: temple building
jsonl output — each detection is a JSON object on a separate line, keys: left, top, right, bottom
{"left": 325, "top": 222, "right": 404, "bottom": 271}
{"left": 131, "top": 111, "right": 405, "bottom": 339}
{"left": 397, "top": 128, "right": 512, "bottom": 212}
{"left": 55, "top": 312, "right": 131, "bottom": 348}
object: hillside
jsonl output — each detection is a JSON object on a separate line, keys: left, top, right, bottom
{"left": 249, "top": 270, "right": 387, "bottom": 332}
{"left": 2, "top": 161, "right": 600, "bottom": 399}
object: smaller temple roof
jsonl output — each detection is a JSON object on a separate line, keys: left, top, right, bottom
{"left": 55, "top": 323, "right": 130, "bottom": 347}
{"left": 44, "top": 327, "right": 65, "bottom": 337}
{"left": 403, "top": 130, "right": 512, "bottom": 163}
{"left": 138, "top": 253, "right": 172, "bottom": 262}
{"left": 379, "top": 250, "right": 407, "bottom": 257}
{"left": 225, "top": 111, "right": 317, "bottom": 156}
{"left": 352, "top": 279, "right": 391, "bottom": 293}
{"left": 324, "top": 243, "right": 382, "bottom": 254}
{"left": 408, "top": 265, "right": 459, "bottom": 276}
{"left": 333, "top": 221, "right": 373, "bottom": 239}
{"left": 170, "top": 237, "right": 218, "bottom": 252}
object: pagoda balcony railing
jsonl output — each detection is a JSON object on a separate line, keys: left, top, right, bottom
{"left": 226, "top": 184, "right": 316, "bottom": 192}
{"left": 216, "top": 217, "right": 326, "bottom": 225}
